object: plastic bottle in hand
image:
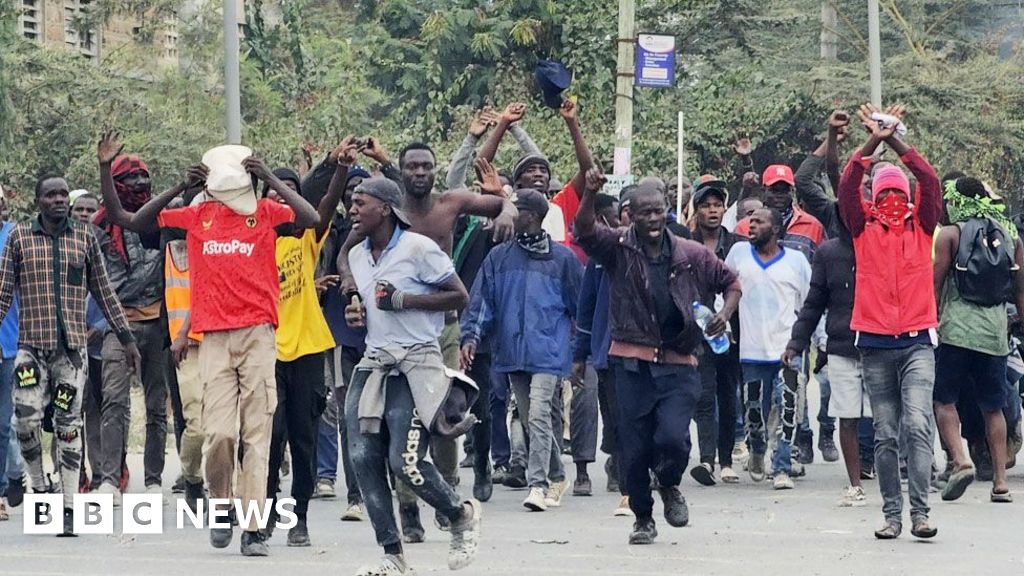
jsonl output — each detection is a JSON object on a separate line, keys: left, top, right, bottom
{"left": 692, "top": 302, "right": 729, "bottom": 354}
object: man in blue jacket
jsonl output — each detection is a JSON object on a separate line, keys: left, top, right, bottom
{"left": 460, "top": 188, "right": 583, "bottom": 513}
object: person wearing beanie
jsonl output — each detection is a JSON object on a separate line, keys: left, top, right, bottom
{"left": 932, "top": 176, "right": 1024, "bottom": 505}
{"left": 838, "top": 103, "right": 942, "bottom": 541}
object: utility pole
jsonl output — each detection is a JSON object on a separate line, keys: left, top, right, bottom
{"left": 868, "top": 0, "right": 882, "bottom": 105}
{"left": 820, "top": 1, "right": 838, "bottom": 60}
{"left": 613, "top": 0, "right": 635, "bottom": 176}
{"left": 224, "top": 0, "right": 241, "bottom": 144}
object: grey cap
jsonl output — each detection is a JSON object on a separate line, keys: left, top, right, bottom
{"left": 354, "top": 177, "right": 411, "bottom": 228}
{"left": 512, "top": 187, "right": 549, "bottom": 219}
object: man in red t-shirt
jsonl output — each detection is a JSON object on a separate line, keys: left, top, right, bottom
{"left": 108, "top": 146, "right": 320, "bottom": 557}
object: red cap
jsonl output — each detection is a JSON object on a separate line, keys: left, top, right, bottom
{"left": 762, "top": 164, "right": 794, "bottom": 187}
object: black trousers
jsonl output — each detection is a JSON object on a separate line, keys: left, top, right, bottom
{"left": 694, "top": 347, "right": 740, "bottom": 468}
{"left": 467, "top": 352, "right": 494, "bottom": 475}
{"left": 267, "top": 351, "right": 327, "bottom": 517}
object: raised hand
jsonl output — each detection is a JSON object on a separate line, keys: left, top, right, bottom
{"left": 559, "top": 99, "right": 577, "bottom": 121}
{"left": 361, "top": 138, "right": 390, "bottom": 165}
{"left": 474, "top": 157, "right": 504, "bottom": 197}
{"left": 584, "top": 165, "right": 606, "bottom": 194}
{"left": 97, "top": 130, "right": 125, "bottom": 164}
{"left": 733, "top": 136, "right": 753, "bottom": 157}
{"left": 502, "top": 102, "right": 527, "bottom": 124}
{"left": 184, "top": 163, "right": 209, "bottom": 191}
{"left": 828, "top": 110, "right": 850, "bottom": 131}
{"left": 330, "top": 135, "right": 359, "bottom": 166}
{"left": 857, "top": 104, "right": 896, "bottom": 139}
{"left": 469, "top": 106, "right": 499, "bottom": 137}
{"left": 242, "top": 156, "right": 274, "bottom": 182}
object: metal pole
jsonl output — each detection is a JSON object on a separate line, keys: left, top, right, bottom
{"left": 868, "top": 0, "right": 882, "bottom": 106}
{"left": 676, "top": 111, "right": 684, "bottom": 218}
{"left": 613, "top": 0, "right": 635, "bottom": 176}
{"left": 224, "top": 0, "right": 241, "bottom": 144}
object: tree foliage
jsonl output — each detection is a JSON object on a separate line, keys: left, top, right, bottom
{"left": 0, "top": 0, "right": 1021, "bottom": 215}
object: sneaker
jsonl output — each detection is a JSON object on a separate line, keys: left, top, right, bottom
{"left": 605, "top": 458, "right": 619, "bottom": 493}
{"left": 860, "top": 463, "right": 876, "bottom": 480}
{"left": 838, "top": 485, "right": 867, "bottom": 507}
{"left": 720, "top": 466, "right": 739, "bottom": 484}
{"left": 491, "top": 465, "right": 510, "bottom": 485}
{"left": 572, "top": 476, "right": 592, "bottom": 496}
{"left": 523, "top": 487, "right": 547, "bottom": 511}
{"left": 314, "top": 478, "right": 337, "bottom": 500}
{"left": 145, "top": 484, "right": 168, "bottom": 506}
{"left": 6, "top": 476, "right": 24, "bottom": 507}
{"left": 56, "top": 507, "right": 76, "bottom": 538}
{"left": 184, "top": 480, "right": 205, "bottom": 515}
{"left": 628, "top": 517, "right": 658, "bottom": 545}
{"left": 448, "top": 499, "right": 482, "bottom": 570}
{"left": 0, "top": 497, "right": 8, "bottom": 521}
{"left": 434, "top": 509, "right": 452, "bottom": 533}
{"left": 399, "top": 506, "right": 424, "bottom": 543}
{"left": 96, "top": 482, "right": 122, "bottom": 508}
{"left": 790, "top": 460, "right": 807, "bottom": 478}
{"left": 287, "top": 518, "right": 311, "bottom": 547}
{"left": 342, "top": 503, "right": 365, "bottom": 522}
{"left": 773, "top": 472, "right": 795, "bottom": 490}
{"left": 874, "top": 520, "right": 902, "bottom": 540}
{"left": 473, "top": 466, "right": 493, "bottom": 503}
{"left": 689, "top": 463, "right": 716, "bottom": 486}
{"left": 355, "top": 554, "right": 415, "bottom": 576}
{"left": 613, "top": 496, "right": 633, "bottom": 517}
{"left": 732, "top": 441, "right": 749, "bottom": 466}
{"left": 210, "top": 525, "right": 233, "bottom": 548}
{"left": 748, "top": 453, "right": 766, "bottom": 482}
{"left": 911, "top": 518, "right": 937, "bottom": 539}
{"left": 544, "top": 479, "right": 568, "bottom": 508}
{"left": 941, "top": 466, "right": 976, "bottom": 501}
{"left": 657, "top": 486, "right": 688, "bottom": 527}
{"left": 171, "top": 475, "right": 186, "bottom": 494}
{"left": 795, "top": 435, "right": 814, "bottom": 465}
{"left": 819, "top": 434, "right": 840, "bottom": 463}
{"left": 503, "top": 465, "right": 527, "bottom": 489}
{"left": 240, "top": 530, "right": 269, "bottom": 556}
{"left": 458, "top": 454, "right": 474, "bottom": 469}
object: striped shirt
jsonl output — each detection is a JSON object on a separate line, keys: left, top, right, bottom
{"left": 0, "top": 216, "right": 133, "bottom": 352}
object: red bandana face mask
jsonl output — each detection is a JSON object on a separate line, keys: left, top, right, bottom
{"left": 873, "top": 193, "right": 911, "bottom": 230}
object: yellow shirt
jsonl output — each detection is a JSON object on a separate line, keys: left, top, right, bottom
{"left": 275, "top": 228, "right": 335, "bottom": 361}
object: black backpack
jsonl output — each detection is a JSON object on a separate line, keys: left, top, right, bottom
{"left": 954, "top": 218, "right": 1018, "bottom": 307}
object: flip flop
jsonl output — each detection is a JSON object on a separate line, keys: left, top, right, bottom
{"left": 940, "top": 466, "right": 975, "bottom": 501}
{"left": 990, "top": 489, "right": 1013, "bottom": 503}
{"left": 720, "top": 467, "right": 740, "bottom": 484}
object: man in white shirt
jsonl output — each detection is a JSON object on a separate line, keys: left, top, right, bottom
{"left": 725, "top": 207, "right": 811, "bottom": 490}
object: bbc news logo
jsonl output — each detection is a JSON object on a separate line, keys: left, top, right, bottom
{"left": 23, "top": 494, "right": 297, "bottom": 534}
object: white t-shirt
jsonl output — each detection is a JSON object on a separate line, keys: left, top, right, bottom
{"left": 349, "top": 227, "right": 456, "bottom": 349}
{"left": 722, "top": 203, "right": 739, "bottom": 232}
{"left": 542, "top": 203, "right": 566, "bottom": 242}
{"left": 725, "top": 242, "right": 811, "bottom": 363}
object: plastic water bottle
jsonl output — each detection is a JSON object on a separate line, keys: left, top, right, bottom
{"left": 692, "top": 302, "right": 730, "bottom": 354}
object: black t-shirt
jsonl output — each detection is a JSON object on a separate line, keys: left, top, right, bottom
{"left": 647, "top": 237, "right": 686, "bottom": 345}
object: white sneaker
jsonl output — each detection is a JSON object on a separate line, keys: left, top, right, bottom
{"left": 732, "top": 441, "right": 749, "bottom": 465}
{"left": 523, "top": 487, "right": 547, "bottom": 511}
{"left": 145, "top": 484, "right": 169, "bottom": 506}
{"left": 314, "top": 478, "right": 336, "bottom": 499}
{"left": 448, "top": 499, "right": 482, "bottom": 570}
{"left": 97, "top": 482, "right": 122, "bottom": 508}
{"left": 838, "top": 485, "right": 868, "bottom": 507}
{"left": 341, "top": 503, "right": 365, "bottom": 522}
{"left": 773, "top": 473, "right": 795, "bottom": 490}
{"left": 544, "top": 479, "right": 568, "bottom": 508}
{"left": 355, "top": 554, "right": 415, "bottom": 575}
{"left": 613, "top": 496, "right": 633, "bottom": 517}
{"left": 0, "top": 496, "right": 9, "bottom": 521}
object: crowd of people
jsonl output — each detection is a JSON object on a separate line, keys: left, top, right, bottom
{"left": 0, "top": 98, "right": 1022, "bottom": 576}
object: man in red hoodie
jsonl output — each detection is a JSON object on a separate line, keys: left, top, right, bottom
{"left": 838, "top": 104, "right": 941, "bottom": 541}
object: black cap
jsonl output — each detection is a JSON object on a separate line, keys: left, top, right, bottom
{"left": 512, "top": 188, "right": 549, "bottom": 219}
{"left": 692, "top": 177, "right": 729, "bottom": 207}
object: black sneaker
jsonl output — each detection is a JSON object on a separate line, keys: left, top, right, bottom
{"left": 819, "top": 435, "right": 840, "bottom": 463}
{"left": 605, "top": 457, "right": 620, "bottom": 493}
{"left": 287, "top": 518, "right": 311, "bottom": 547}
{"left": 629, "top": 517, "right": 658, "bottom": 545}
{"left": 184, "top": 480, "right": 206, "bottom": 515}
{"left": 796, "top": 434, "right": 815, "bottom": 465}
{"left": 503, "top": 465, "right": 527, "bottom": 489}
{"left": 171, "top": 476, "right": 186, "bottom": 494}
{"left": 56, "top": 507, "right": 77, "bottom": 538}
{"left": 860, "top": 463, "right": 876, "bottom": 480}
{"left": 658, "top": 486, "right": 689, "bottom": 527}
{"left": 473, "top": 466, "right": 493, "bottom": 503}
{"left": 210, "top": 526, "right": 233, "bottom": 548}
{"left": 459, "top": 455, "right": 474, "bottom": 469}
{"left": 399, "top": 505, "right": 425, "bottom": 544}
{"left": 260, "top": 509, "right": 280, "bottom": 540}
{"left": 5, "top": 476, "right": 24, "bottom": 508}
{"left": 240, "top": 530, "right": 269, "bottom": 556}
{"left": 492, "top": 465, "right": 509, "bottom": 485}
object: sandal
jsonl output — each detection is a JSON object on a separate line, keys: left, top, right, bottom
{"left": 990, "top": 489, "right": 1013, "bottom": 503}
{"left": 940, "top": 465, "right": 975, "bottom": 501}
{"left": 720, "top": 467, "right": 740, "bottom": 484}
{"left": 873, "top": 520, "right": 902, "bottom": 540}
{"left": 911, "top": 519, "right": 937, "bottom": 539}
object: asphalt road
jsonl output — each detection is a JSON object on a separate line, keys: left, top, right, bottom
{"left": 2, "top": 439, "right": 1023, "bottom": 576}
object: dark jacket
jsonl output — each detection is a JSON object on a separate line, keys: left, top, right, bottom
{"left": 574, "top": 261, "right": 612, "bottom": 370}
{"left": 691, "top": 225, "right": 743, "bottom": 335}
{"left": 576, "top": 225, "right": 741, "bottom": 357}
{"left": 795, "top": 153, "right": 846, "bottom": 240}
{"left": 94, "top": 224, "right": 164, "bottom": 311}
{"left": 786, "top": 237, "right": 857, "bottom": 358}
{"left": 461, "top": 240, "right": 582, "bottom": 376}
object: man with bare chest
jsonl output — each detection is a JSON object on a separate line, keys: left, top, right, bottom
{"left": 338, "top": 140, "right": 516, "bottom": 542}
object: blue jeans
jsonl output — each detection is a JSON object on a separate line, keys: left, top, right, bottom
{"left": 316, "top": 416, "right": 339, "bottom": 482}
{"left": 861, "top": 344, "right": 934, "bottom": 523}
{"left": 490, "top": 366, "right": 511, "bottom": 468}
{"left": 0, "top": 359, "right": 16, "bottom": 493}
{"left": 858, "top": 417, "right": 875, "bottom": 466}
{"left": 742, "top": 361, "right": 796, "bottom": 475}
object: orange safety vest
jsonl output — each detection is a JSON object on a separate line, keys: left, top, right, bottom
{"left": 164, "top": 242, "right": 202, "bottom": 342}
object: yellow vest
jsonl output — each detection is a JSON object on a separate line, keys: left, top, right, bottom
{"left": 164, "top": 242, "right": 202, "bottom": 342}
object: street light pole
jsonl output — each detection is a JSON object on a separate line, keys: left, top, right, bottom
{"left": 224, "top": 0, "right": 241, "bottom": 144}
{"left": 868, "top": 0, "right": 882, "bottom": 105}
{"left": 613, "top": 0, "right": 635, "bottom": 176}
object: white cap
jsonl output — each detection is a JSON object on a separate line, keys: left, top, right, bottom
{"left": 201, "top": 145, "right": 257, "bottom": 215}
